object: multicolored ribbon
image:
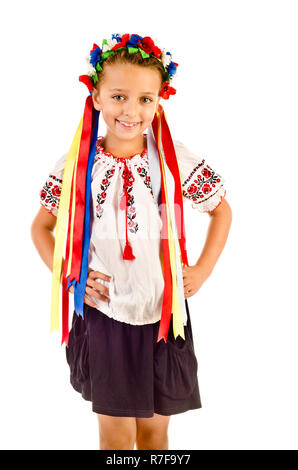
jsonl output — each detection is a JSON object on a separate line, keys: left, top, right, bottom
{"left": 68, "top": 95, "right": 93, "bottom": 284}
{"left": 50, "top": 91, "right": 99, "bottom": 346}
{"left": 62, "top": 109, "right": 99, "bottom": 346}
{"left": 151, "top": 104, "right": 189, "bottom": 342}
{"left": 50, "top": 98, "right": 189, "bottom": 346}
{"left": 50, "top": 117, "right": 83, "bottom": 333}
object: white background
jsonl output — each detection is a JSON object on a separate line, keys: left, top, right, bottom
{"left": 1, "top": 0, "right": 297, "bottom": 450}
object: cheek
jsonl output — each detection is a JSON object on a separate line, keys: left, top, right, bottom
{"left": 102, "top": 106, "right": 118, "bottom": 120}
{"left": 141, "top": 106, "right": 157, "bottom": 122}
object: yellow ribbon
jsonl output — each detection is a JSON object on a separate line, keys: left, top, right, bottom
{"left": 50, "top": 117, "right": 83, "bottom": 333}
{"left": 66, "top": 151, "right": 79, "bottom": 277}
{"left": 156, "top": 111, "right": 185, "bottom": 340}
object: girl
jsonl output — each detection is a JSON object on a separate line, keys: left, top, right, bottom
{"left": 31, "top": 33, "right": 232, "bottom": 450}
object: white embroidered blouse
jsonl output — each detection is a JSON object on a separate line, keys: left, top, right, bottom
{"left": 40, "top": 134, "right": 226, "bottom": 325}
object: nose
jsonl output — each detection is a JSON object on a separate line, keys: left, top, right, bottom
{"left": 121, "top": 98, "right": 139, "bottom": 119}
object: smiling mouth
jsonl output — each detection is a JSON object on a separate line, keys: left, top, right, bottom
{"left": 116, "top": 119, "right": 141, "bottom": 128}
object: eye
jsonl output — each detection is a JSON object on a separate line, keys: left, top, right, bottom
{"left": 112, "top": 95, "right": 153, "bottom": 103}
{"left": 142, "top": 97, "right": 153, "bottom": 103}
{"left": 112, "top": 95, "right": 124, "bottom": 101}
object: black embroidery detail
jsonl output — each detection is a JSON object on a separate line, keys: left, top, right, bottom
{"left": 49, "top": 174, "right": 63, "bottom": 184}
{"left": 40, "top": 175, "right": 62, "bottom": 215}
{"left": 136, "top": 166, "right": 154, "bottom": 198}
{"left": 121, "top": 167, "right": 138, "bottom": 234}
{"left": 95, "top": 168, "right": 115, "bottom": 219}
{"left": 182, "top": 161, "right": 223, "bottom": 206}
{"left": 181, "top": 160, "right": 205, "bottom": 186}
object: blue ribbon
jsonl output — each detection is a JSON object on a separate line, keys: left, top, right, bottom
{"left": 67, "top": 110, "right": 100, "bottom": 318}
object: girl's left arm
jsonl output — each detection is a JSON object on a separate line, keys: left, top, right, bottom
{"left": 172, "top": 138, "right": 232, "bottom": 297}
{"left": 182, "top": 197, "right": 232, "bottom": 298}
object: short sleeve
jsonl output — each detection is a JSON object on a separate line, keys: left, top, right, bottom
{"left": 39, "top": 153, "right": 67, "bottom": 217}
{"left": 173, "top": 139, "right": 227, "bottom": 213}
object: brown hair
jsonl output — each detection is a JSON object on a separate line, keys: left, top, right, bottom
{"left": 93, "top": 47, "right": 168, "bottom": 94}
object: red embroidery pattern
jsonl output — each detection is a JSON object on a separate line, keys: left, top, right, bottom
{"left": 182, "top": 161, "right": 224, "bottom": 206}
{"left": 121, "top": 166, "right": 138, "bottom": 234}
{"left": 136, "top": 166, "right": 154, "bottom": 198}
{"left": 93, "top": 136, "right": 157, "bottom": 234}
{"left": 96, "top": 168, "right": 116, "bottom": 219}
{"left": 95, "top": 136, "right": 148, "bottom": 162}
{"left": 40, "top": 174, "right": 63, "bottom": 216}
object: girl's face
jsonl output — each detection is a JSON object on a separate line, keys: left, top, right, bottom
{"left": 92, "top": 63, "right": 162, "bottom": 141}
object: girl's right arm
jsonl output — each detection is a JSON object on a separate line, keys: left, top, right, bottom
{"left": 30, "top": 206, "right": 110, "bottom": 306}
{"left": 30, "top": 205, "right": 60, "bottom": 273}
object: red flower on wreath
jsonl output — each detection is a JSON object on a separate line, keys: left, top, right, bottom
{"left": 159, "top": 81, "right": 176, "bottom": 100}
{"left": 140, "top": 36, "right": 161, "bottom": 58}
{"left": 90, "top": 43, "right": 100, "bottom": 53}
{"left": 79, "top": 75, "right": 94, "bottom": 91}
{"left": 112, "top": 33, "right": 130, "bottom": 50}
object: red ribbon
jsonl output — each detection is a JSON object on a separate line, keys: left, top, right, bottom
{"left": 60, "top": 100, "right": 188, "bottom": 346}
{"left": 69, "top": 95, "right": 93, "bottom": 284}
{"left": 151, "top": 104, "right": 190, "bottom": 343}
{"left": 151, "top": 109, "right": 173, "bottom": 343}
{"left": 159, "top": 106, "right": 189, "bottom": 266}
{"left": 61, "top": 163, "right": 76, "bottom": 346}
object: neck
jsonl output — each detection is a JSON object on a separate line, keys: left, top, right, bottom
{"left": 101, "top": 133, "right": 147, "bottom": 158}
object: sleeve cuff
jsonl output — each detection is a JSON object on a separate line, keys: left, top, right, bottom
{"left": 191, "top": 186, "right": 226, "bottom": 212}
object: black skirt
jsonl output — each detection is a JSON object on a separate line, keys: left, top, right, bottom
{"left": 65, "top": 299, "right": 202, "bottom": 418}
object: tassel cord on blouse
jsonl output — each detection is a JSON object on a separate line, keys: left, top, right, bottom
{"left": 122, "top": 160, "right": 136, "bottom": 260}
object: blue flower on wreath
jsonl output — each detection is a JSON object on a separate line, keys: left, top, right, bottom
{"left": 111, "top": 33, "right": 122, "bottom": 42}
{"left": 127, "top": 34, "right": 143, "bottom": 47}
{"left": 167, "top": 61, "right": 177, "bottom": 78}
{"left": 90, "top": 47, "right": 102, "bottom": 67}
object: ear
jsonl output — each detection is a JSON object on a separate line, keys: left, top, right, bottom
{"left": 92, "top": 87, "right": 102, "bottom": 111}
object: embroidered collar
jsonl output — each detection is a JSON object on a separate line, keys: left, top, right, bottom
{"left": 96, "top": 135, "right": 148, "bottom": 162}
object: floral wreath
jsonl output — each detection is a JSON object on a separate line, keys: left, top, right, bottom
{"left": 79, "top": 33, "right": 178, "bottom": 100}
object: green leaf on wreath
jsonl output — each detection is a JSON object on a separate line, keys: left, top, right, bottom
{"left": 139, "top": 48, "right": 150, "bottom": 59}
{"left": 101, "top": 50, "right": 114, "bottom": 60}
{"left": 128, "top": 47, "right": 139, "bottom": 54}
